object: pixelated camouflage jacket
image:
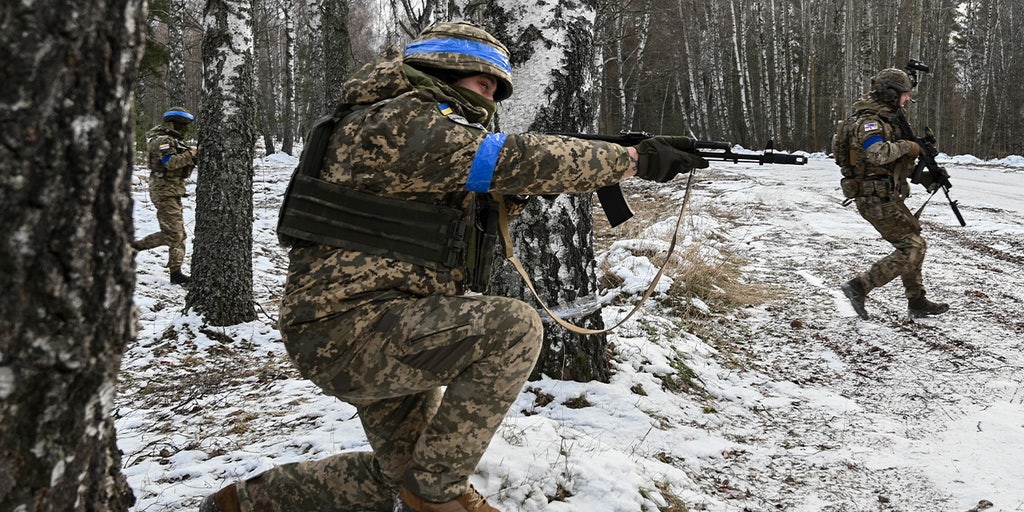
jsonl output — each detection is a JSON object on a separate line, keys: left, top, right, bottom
{"left": 848, "top": 97, "right": 916, "bottom": 182}
{"left": 146, "top": 123, "right": 195, "bottom": 197}
{"left": 280, "top": 46, "right": 630, "bottom": 327}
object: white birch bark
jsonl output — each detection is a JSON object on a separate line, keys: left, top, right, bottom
{"left": 473, "top": 0, "right": 610, "bottom": 382}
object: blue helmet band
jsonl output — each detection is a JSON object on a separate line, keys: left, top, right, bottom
{"left": 404, "top": 38, "right": 512, "bottom": 75}
{"left": 163, "top": 110, "right": 195, "bottom": 122}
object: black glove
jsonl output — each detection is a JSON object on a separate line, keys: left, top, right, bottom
{"left": 634, "top": 136, "right": 709, "bottom": 182}
{"left": 919, "top": 169, "right": 942, "bottom": 193}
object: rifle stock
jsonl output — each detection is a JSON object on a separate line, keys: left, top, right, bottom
{"left": 551, "top": 131, "right": 807, "bottom": 226}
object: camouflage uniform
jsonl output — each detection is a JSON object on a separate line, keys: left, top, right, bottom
{"left": 133, "top": 121, "right": 196, "bottom": 275}
{"left": 213, "top": 25, "right": 634, "bottom": 512}
{"left": 837, "top": 69, "right": 947, "bottom": 319}
{"left": 844, "top": 95, "right": 927, "bottom": 298}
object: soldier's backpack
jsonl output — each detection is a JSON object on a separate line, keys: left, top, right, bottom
{"left": 832, "top": 115, "right": 858, "bottom": 175}
{"left": 833, "top": 114, "right": 865, "bottom": 200}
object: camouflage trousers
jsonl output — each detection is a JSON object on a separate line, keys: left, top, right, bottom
{"left": 854, "top": 195, "right": 927, "bottom": 298}
{"left": 232, "top": 294, "right": 542, "bottom": 512}
{"left": 134, "top": 190, "right": 186, "bottom": 272}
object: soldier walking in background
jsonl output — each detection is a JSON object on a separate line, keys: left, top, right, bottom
{"left": 834, "top": 68, "right": 949, "bottom": 320}
{"left": 200, "top": 21, "right": 706, "bottom": 512}
{"left": 132, "top": 107, "right": 198, "bottom": 286}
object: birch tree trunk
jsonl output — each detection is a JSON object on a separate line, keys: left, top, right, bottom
{"left": 294, "top": 0, "right": 326, "bottom": 134}
{"left": 322, "top": 0, "right": 353, "bottom": 109}
{"left": 0, "top": 1, "right": 143, "bottom": 509}
{"left": 282, "top": 2, "right": 296, "bottom": 155}
{"left": 974, "top": 0, "right": 996, "bottom": 147}
{"left": 186, "top": 0, "right": 257, "bottom": 325}
{"left": 626, "top": 0, "right": 653, "bottom": 129}
{"left": 255, "top": 0, "right": 277, "bottom": 155}
{"left": 168, "top": 0, "right": 189, "bottom": 105}
{"left": 728, "top": 0, "right": 752, "bottom": 142}
{"left": 842, "top": 0, "right": 857, "bottom": 106}
{"left": 470, "top": 0, "right": 611, "bottom": 383}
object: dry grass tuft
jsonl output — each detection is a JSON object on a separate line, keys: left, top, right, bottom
{"left": 593, "top": 183, "right": 778, "bottom": 320}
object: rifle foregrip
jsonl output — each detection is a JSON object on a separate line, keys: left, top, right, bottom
{"left": 695, "top": 140, "right": 731, "bottom": 150}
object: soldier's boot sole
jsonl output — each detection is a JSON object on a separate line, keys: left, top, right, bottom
{"left": 841, "top": 281, "right": 870, "bottom": 320}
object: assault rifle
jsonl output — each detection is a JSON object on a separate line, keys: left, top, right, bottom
{"left": 897, "top": 118, "right": 965, "bottom": 226}
{"left": 552, "top": 131, "right": 808, "bottom": 226}
{"left": 897, "top": 59, "right": 966, "bottom": 226}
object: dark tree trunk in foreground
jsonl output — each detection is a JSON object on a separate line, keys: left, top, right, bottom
{"left": 0, "top": 1, "right": 143, "bottom": 510}
{"left": 186, "top": 0, "right": 257, "bottom": 325}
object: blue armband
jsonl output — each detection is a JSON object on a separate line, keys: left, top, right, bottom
{"left": 863, "top": 135, "right": 884, "bottom": 150}
{"left": 466, "top": 133, "right": 508, "bottom": 192}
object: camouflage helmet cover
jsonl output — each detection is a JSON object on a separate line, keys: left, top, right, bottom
{"left": 871, "top": 68, "right": 913, "bottom": 94}
{"left": 403, "top": 21, "right": 514, "bottom": 101}
{"left": 163, "top": 107, "right": 195, "bottom": 125}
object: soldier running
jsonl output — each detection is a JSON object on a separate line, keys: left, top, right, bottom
{"left": 834, "top": 68, "right": 949, "bottom": 320}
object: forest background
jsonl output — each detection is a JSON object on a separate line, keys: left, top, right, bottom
{"left": 139, "top": 0, "right": 1024, "bottom": 160}
{"left": 4, "top": 0, "right": 1023, "bottom": 509}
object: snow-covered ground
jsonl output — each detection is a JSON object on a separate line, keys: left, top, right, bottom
{"left": 116, "top": 149, "right": 1024, "bottom": 512}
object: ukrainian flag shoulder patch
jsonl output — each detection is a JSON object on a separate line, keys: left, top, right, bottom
{"left": 438, "top": 103, "right": 454, "bottom": 116}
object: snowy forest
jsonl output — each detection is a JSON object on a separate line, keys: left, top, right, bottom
{"left": 4, "top": 0, "right": 1024, "bottom": 510}
{"left": 138, "top": 0, "right": 1024, "bottom": 159}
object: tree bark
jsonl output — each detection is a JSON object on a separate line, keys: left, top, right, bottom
{"left": 321, "top": 0, "right": 353, "bottom": 109}
{"left": 471, "top": 0, "right": 612, "bottom": 383}
{"left": 186, "top": 0, "right": 257, "bottom": 325}
{"left": 254, "top": 0, "right": 278, "bottom": 155}
{"left": 294, "top": 0, "right": 327, "bottom": 135}
{"left": 282, "top": 2, "right": 296, "bottom": 155}
{"left": 168, "top": 0, "right": 190, "bottom": 106}
{"left": 0, "top": 1, "right": 143, "bottom": 509}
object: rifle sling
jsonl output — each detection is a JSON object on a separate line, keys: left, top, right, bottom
{"left": 495, "top": 171, "right": 695, "bottom": 335}
{"left": 913, "top": 189, "right": 938, "bottom": 219}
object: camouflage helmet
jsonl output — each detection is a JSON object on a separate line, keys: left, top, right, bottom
{"left": 403, "top": 21, "right": 514, "bottom": 101}
{"left": 871, "top": 68, "right": 913, "bottom": 94}
{"left": 162, "top": 107, "right": 195, "bottom": 125}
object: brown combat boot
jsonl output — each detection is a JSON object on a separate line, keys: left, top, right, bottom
{"left": 198, "top": 484, "right": 240, "bottom": 512}
{"left": 396, "top": 485, "right": 500, "bottom": 512}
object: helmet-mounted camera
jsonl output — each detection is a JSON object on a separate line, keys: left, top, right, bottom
{"left": 904, "top": 59, "right": 930, "bottom": 88}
